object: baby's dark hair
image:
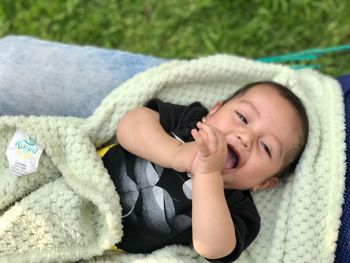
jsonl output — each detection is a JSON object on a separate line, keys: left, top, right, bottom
{"left": 223, "top": 80, "right": 309, "bottom": 180}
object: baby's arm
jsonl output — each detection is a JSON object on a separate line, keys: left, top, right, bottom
{"left": 190, "top": 122, "right": 236, "bottom": 259}
{"left": 116, "top": 106, "right": 196, "bottom": 172}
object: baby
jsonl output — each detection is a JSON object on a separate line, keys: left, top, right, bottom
{"left": 99, "top": 81, "right": 308, "bottom": 262}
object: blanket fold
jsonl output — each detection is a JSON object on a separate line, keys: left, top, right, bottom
{"left": 0, "top": 55, "right": 346, "bottom": 263}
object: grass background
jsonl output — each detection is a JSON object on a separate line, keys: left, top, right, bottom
{"left": 0, "top": 0, "right": 349, "bottom": 76}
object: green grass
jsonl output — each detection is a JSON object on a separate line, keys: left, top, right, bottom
{"left": 1, "top": 0, "right": 349, "bottom": 76}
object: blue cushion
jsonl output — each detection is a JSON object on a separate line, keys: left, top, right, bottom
{"left": 0, "top": 35, "right": 165, "bottom": 117}
{"left": 335, "top": 74, "right": 350, "bottom": 263}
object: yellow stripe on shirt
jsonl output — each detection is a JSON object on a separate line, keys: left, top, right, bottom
{"left": 97, "top": 144, "right": 117, "bottom": 157}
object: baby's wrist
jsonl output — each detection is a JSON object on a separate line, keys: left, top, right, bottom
{"left": 192, "top": 170, "right": 224, "bottom": 187}
{"left": 192, "top": 170, "right": 222, "bottom": 178}
{"left": 171, "top": 142, "right": 196, "bottom": 172}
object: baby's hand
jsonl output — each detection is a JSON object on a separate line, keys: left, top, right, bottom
{"left": 190, "top": 122, "right": 227, "bottom": 175}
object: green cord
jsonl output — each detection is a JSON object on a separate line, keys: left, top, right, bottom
{"left": 257, "top": 44, "right": 350, "bottom": 70}
{"left": 257, "top": 44, "right": 350, "bottom": 63}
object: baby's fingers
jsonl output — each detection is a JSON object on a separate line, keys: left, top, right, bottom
{"left": 191, "top": 127, "right": 210, "bottom": 157}
{"left": 197, "top": 122, "right": 227, "bottom": 159}
{"left": 197, "top": 122, "right": 221, "bottom": 150}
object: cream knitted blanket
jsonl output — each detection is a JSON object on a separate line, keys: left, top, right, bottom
{"left": 0, "top": 55, "right": 345, "bottom": 263}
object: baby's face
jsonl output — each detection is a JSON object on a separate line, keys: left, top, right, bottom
{"left": 204, "top": 84, "right": 303, "bottom": 191}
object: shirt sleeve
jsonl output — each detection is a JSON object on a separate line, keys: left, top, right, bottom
{"left": 145, "top": 98, "right": 208, "bottom": 141}
{"left": 207, "top": 190, "right": 261, "bottom": 263}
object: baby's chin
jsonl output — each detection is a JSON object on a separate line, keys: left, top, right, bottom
{"left": 222, "top": 170, "right": 238, "bottom": 188}
{"left": 222, "top": 167, "right": 236, "bottom": 175}
{"left": 221, "top": 169, "right": 253, "bottom": 191}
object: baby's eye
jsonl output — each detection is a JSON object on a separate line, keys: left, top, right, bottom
{"left": 236, "top": 111, "right": 248, "bottom": 124}
{"left": 260, "top": 141, "right": 271, "bottom": 158}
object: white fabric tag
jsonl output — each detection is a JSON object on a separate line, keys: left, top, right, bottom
{"left": 5, "top": 129, "right": 44, "bottom": 176}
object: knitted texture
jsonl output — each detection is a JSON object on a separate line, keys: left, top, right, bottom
{"left": 0, "top": 55, "right": 346, "bottom": 263}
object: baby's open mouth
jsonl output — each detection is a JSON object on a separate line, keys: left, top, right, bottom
{"left": 224, "top": 145, "right": 239, "bottom": 169}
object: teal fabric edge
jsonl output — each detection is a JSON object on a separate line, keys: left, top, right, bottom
{"left": 257, "top": 44, "right": 350, "bottom": 70}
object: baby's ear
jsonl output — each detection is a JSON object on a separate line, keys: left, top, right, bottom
{"left": 207, "top": 101, "right": 222, "bottom": 117}
{"left": 252, "top": 177, "right": 279, "bottom": 192}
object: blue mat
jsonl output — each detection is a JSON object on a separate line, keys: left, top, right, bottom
{"left": 335, "top": 74, "right": 350, "bottom": 263}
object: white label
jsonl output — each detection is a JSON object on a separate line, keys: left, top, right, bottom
{"left": 5, "top": 129, "right": 44, "bottom": 176}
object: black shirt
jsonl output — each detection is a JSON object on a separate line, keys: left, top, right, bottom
{"left": 101, "top": 99, "right": 260, "bottom": 262}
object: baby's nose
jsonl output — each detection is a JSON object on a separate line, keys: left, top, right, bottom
{"left": 237, "top": 132, "right": 253, "bottom": 150}
{"left": 237, "top": 136, "right": 245, "bottom": 146}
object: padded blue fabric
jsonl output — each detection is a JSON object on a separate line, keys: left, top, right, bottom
{"left": 335, "top": 74, "right": 350, "bottom": 263}
{"left": 0, "top": 36, "right": 165, "bottom": 117}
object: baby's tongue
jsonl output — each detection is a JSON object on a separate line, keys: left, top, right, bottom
{"left": 224, "top": 147, "right": 237, "bottom": 169}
